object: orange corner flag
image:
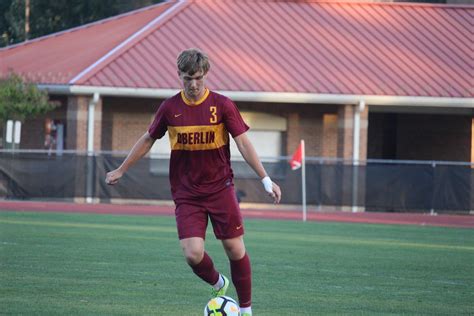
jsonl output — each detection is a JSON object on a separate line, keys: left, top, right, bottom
{"left": 289, "top": 142, "right": 303, "bottom": 170}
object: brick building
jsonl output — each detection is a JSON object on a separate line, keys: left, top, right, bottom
{"left": 1, "top": 0, "right": 473, "bottom": 163}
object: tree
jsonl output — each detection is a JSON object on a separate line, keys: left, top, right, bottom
{"left": 1, "top": 0, "right": 164, "bottom": 47}
{"left": 0, "top": 73, "right": 58, "bottom": 122}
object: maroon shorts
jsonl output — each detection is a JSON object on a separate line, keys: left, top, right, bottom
{"left": 174, "top": 186, "right": 244, "bottom": 240}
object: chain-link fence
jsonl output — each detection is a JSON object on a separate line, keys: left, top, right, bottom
{"left": 0, "top": 150, "right": 472, "bottom": 214}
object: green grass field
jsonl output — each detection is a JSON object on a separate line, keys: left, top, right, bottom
{"left": 1, "top": 211, "right": 473, "bottom": 315}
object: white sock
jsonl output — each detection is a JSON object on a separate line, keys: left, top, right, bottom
{"left": 212, "top": 274, "right": 225, "bottom": 290}
{"left": 240, "top": 306, "right": 252, "bottom": 315}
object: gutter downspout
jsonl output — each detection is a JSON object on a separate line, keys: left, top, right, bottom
{"left": 87, "top": 92, "right": 100, "bottom": 154}
{"left": 352, "top": 100, "right": 366, "bottom": 213}
{"left": 86, "top": 92, "right": 100, "bottom": 203}
{"left": 353, "top": 100, "right": 366, "bottom": 164}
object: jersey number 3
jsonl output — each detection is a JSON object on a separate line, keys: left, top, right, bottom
{"left": 210, "top": 106, "right": 217, "bottom": 123}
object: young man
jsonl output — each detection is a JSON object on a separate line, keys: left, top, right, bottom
{"left": 105, "top": 48, "right": 281, "bottom": 316}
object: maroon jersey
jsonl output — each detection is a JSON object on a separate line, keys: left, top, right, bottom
{"left": 148, "top": 89, "right": 249, "bottom": 201}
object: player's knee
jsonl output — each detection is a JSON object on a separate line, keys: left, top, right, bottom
{"left": 223, "top": 243, "right": 245, "bottom": 260}
{"left": 183, "top": 247, "right": 204, "bottom": 265}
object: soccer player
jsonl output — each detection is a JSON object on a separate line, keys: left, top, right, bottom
{"left": 105, "top": 48, "right": 281, "bottom": 316}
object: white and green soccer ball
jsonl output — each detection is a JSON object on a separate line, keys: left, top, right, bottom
{"left": 204, "top": 296, "right": 240, "bottom": 316}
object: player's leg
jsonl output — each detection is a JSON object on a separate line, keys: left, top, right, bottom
{"left": 180, "top": 237, "right": 217, "bottom": 282}
{"left": 222, "top": 237, "right": 252, "bottom": 315}
{"left": 207, "top": 187, "right": 252, "bottom": 315}
{"left": 175, "top": 202, "right": 226, "bottom": 294}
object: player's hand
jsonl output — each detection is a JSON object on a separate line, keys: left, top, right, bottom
{"left": 105, "top": 169, "right": 123, "bottom": 185}
{"left": 261, "top": 176, "right": 282, "bottom": 204}
{"left": 269, "top": 182, "right": 281, "bottom": 204}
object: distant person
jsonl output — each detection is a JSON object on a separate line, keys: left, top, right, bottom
{"left": 105, "top": 48, "right": 281, "bottom": 316}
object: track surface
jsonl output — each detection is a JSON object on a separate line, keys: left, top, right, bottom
{"left": 1, "top": 201, "right": 473, "bottom": 228}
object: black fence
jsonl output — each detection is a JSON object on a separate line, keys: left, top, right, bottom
{"left": 0, "top": 151, "right": 473, "bottom": 214}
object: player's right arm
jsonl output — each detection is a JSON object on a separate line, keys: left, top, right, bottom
{"left": 105, "top": 132, "right": 156, "bottom": 185}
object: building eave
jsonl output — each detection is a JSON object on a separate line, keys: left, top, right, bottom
{"left": 38, "top": 84, "right": 474, "bottom": 108}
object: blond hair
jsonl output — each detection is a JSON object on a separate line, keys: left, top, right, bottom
{"left": 177, "top": 48, "right": 210, "bottom": 75}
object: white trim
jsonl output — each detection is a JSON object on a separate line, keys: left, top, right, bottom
{"left": 352, "top": 101, "right": 365, "bottom": 213}
{"left": 38, "top": 84, "right": 474, "bottom": 108}
{"left": 77, "top": 85, "right": 179, "bottom": 98}
{"left": 353, "top": 100, "right": 366, "bottom": 163}
{"left": 69, "top": 0, "right": 186, "bottom": 84}
{"left": 40, "top": 84, "right": 180, "bottom": 99}
{"left": 220, "top": 91, "right": 474, "bottom": 108}
{"left": 87, "top": 93, "right": 100, "bottom": 154}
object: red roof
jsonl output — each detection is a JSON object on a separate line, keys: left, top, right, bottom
{"left": 1, "top": 0, "right": 473, "bottom": 98}
{"left": 0, "top": 2, "right": 173, "bottom": 84}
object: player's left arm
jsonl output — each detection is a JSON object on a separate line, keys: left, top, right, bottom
{"left": 234, "top": 132, "right": 281, "bottom": 204}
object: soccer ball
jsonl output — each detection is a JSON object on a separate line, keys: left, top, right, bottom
{"left": 204, "top": 296, "right": 240, "bottom": 316}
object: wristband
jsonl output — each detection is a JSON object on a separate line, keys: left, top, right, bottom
{"left": 261, "top": 176, "right": 273, "bottom": 193}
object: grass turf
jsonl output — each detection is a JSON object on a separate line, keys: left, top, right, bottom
{"left": 0, "top": 211, "right": 473, "bottom": 315}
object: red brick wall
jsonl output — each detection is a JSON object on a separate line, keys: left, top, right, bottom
{"left": 17, "top": 95, "right": 102, "bottom": 151}
{"left": 66, "top": 95, "right": 88, "bottom": 151}
{"left": 19, "top": 96, "right": 68, "bottom": 149}
{"left": 101, "top": 99, "right": 354, "bottom": 159}
{"left": 300, "top": 113, "right": 324, "bottom": 156}
{"left": 282, "top": 112, "right": 325, "bottom": 157}
{"left": 337, "top": 104, "right": 353, "bottom": 160}
{"left": 101, "top": 97, "right": 162, "bottom": 151}
{"left": 286, "top": 112, "right": 301, "bottom": 155}
{"left": 15, "top": 94, "right": 472, "bottom": 164}
{"left": 93, "top": 98, "right": 103, "bottom": 151}
{"left": 238, "top": 102, "right": 337, "bottom": 157}
{"left": 322, "top": 114, "right": 338, "bottom": 158}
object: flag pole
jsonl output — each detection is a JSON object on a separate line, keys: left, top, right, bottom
{"left": 301, "top": 140, "right": 307, "bottom": 222}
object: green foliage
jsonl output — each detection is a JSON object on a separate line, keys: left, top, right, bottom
{"left": 0, "top": 73, "right": 57, "bottom": 121}
{"left": 0, "top": 0, "right": 164, "bottom": 47}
